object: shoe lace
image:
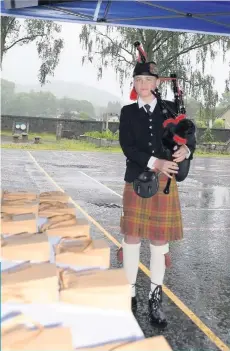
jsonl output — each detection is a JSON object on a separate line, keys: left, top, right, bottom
{"left": 150, "top": 285, "right": 162, "bottom": 308}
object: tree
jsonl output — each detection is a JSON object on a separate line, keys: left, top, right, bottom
{"left": 1, "top": 78, "right": 103, "bottom": 119}
{"left": 200, "top": 128, "right": 214, "bottom": 143}
{"left": 7, "top": 91, "right": 57, "bottom": 117}
{"left": 195, "top": 120, "right": 206, "bottom": 128}
{"left": 1, "top": 17, "right": 64, "bottom": 84}
{"left": 80, "top": 26, "right": 230, "bottom": 104}
{"left": 78, "top": 100, "right": 95, "bottom": 117}
{"left": 1, "top": 78, "right": 16, "bottom": 114}
{"left": 218, "top": 90, "right": 230, "bottom": 108}
{"left": 58, "top": 97, "right": 79, "bottom": 114}
{"left": 106, "top": 101, "right": 122, "bottom": 115}
{"left": 185, "top": 97, "right": 201, "bottom": 119}
{"left": 213, "top": 118, "right": 225, "bottom": 129}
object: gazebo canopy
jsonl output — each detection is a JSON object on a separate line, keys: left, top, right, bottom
{"left": 1, "top": 1, "right": 230, "bottom": 36}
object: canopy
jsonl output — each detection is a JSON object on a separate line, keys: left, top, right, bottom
{"left": 1, "top": 1, "right": 230, "bottom": 36}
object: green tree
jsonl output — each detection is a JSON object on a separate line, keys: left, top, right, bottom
{"left": 200, "top": 128, "right": 214, "bottom": 143}
{"left": 1, "top": 17, "right": 64, "bottom": 84}
{"left": 3, "top": 88, "right": 57, "bottom": 117}
{"left": 218, "top": 90, "right": 230, "bottom": 108}
{"left": 212, "top": 118, "right": 225, "bottom": 129}
{"left": 78, "top": 100, "right": 95, "bottom": 117}
{"left": 106, "top": 101, "right": 122, "bottom": 115}
{"left": 79, "top": 111, "right": 93, "bottom": 120}
{"left": 28, "top": 91, "right": 57, "bottom": 116}
{"left": 58, "top": 97, "right": 79, "bottom": 114}
{"left": 195, "top": 120, "right": 206, "bottom": 128}
{"left": 185, "top": 97, "right": 201, "bottom": 119}
{"left": 1, "top": 78, "right": 16, "bottom": 114}
{"left": 80, "top": 26, "right": 229, "bottom": 103}
{"left": 9, "top": 92, "right": 34, "bottom": 116}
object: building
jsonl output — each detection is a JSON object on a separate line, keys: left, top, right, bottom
{"left": 100, "top": 113, "right": 119, "bottom": 123}
{"left": 217, "top": 105, "right": 230, "bottom": 129}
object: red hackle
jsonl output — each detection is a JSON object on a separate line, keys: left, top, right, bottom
{"left": 129, "top": 42, "right": 148, "bottom": 100}
{"left": 130, "top": 87, "right": 138, "bottom": 101}
{"left": 137, "top": 44, "right": 147, "bottom": 63}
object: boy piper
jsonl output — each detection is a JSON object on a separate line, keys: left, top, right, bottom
{"left": 119, "top": 59, "right": 196, "bottom": 327}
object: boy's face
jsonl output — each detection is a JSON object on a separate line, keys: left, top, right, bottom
{"left": 134, "top": 75, "right": 159, "bottom": 99}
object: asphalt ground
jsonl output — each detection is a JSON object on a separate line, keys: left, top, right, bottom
{"left": 1, "top": 149, "right": 230, "bottom": 351}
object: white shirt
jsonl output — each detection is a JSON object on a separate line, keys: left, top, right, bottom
{"left": 138, "top": 96, "right": 157, "bottom": 114}
{"left": 137, "top": 97, "right": 190, "bottom": 169}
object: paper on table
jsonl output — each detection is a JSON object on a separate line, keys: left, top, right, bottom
{"left": 1, "top": 303, "right": 144, "bottom": 349}
{"left": 2, "top": 313, "right": 74, "bottom": 351}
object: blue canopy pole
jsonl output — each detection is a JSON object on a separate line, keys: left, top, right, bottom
{"left": 93, "top": 0, "right": 102, "bottom": 21}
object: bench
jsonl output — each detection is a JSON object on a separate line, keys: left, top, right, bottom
{"left": 12, "top": 134, "right": 20, "bottom": 143}
{"left": 22, "top": 133, "right": 28, "bottom": 142}
{"left": 34, "top": 136, "right": 41, "bottom": 144}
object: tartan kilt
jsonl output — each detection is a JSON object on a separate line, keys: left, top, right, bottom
{"left": 120, "top": 173, "right": 183, "bottom": 241}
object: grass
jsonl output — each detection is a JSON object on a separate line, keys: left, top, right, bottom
{"left": 1, "top": 130, "right": 229, "bottom": 156}
{"left": 1, "top": 141, "right": 230, "bottom": 157}
{"left": 1, "top": 139, "right": 121, "bottom": 153}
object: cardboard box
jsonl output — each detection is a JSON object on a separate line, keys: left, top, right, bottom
{"left": 2, "top": 191, "right": 38, "bottom": 201}
{"left": 2, "top": 315, "right": 74, "bottom": 351}
{"left": 55, "top": 238, "right": 110, "bottom": 269}
{"left": 2, "top": 199, "right": 39, "bottom": 215}
{"left": 39, "top": 191, "right": 70, "bottom": 203}
{"left": 39, "top": 201, "right": 76, "bottom": 217}
{"left": 41, "top": 216, "right": 90, "bottom": 238}
{"left": 60, "top": 268, "right": 131, "bottom": 311}
{"left": 1, "top": 232, "right": 50, "bottom": 262}
{"left": 76, "top": 336, "right": 172, "bottom": 351}
{"left": 2, "top": 263, "right": 59, "bottom": 303}
{"left": 1, "top": 213, "right": 37, "bottom": 235}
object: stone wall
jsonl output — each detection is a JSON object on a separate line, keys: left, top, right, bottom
{"left": 1, "top": 115, "right": 119, "bottom": 138}
{"left": 1, "top": 115, "right": 230, "bottom": 142}
{"left": 196, "top": 128, "right": 230, "bottom": 143}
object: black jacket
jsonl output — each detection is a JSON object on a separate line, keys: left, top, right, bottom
{"left": 119, "top": 101, "right": 196, "bottom": 183}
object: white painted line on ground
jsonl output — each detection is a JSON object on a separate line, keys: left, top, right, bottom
{"left": 78, "top": 171, "right": 123, "bottom": 198}
{"left": 79, "top": 171, "right": 230, "bottom": 211}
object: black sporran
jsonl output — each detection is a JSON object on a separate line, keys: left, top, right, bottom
{"left": 133, "top": 171, "right": 159, "bottom": 198}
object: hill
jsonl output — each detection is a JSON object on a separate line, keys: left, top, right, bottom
{"left": 15, "top": 80, "right": 122, "bottom": 108}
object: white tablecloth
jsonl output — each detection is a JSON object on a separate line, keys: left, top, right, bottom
{"left": 1, "top": 302, "right": 144, "bottom": 349}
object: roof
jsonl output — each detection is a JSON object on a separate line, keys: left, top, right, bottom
{"left": 1, "top": 1, "right": 230, "bottom": 36}
{"left": 216, "top": 105, "right": 230, "bottom": 119}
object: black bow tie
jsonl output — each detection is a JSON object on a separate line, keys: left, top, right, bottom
{"left": 144, "top": 104, "right": 152, "bottom": 116}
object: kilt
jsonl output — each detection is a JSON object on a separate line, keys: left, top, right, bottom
{"left": 120, "top": 173, "right": 183, "bottom": 241}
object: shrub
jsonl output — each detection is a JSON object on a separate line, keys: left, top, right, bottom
{"left": 212, "top": 118, "right": 225, "bottom": 129}
{"left": 85, "top": 130, "right": 119, "bottom": 140}
{"left": 200, "top": 128, "right": 214, "bottom": 143}
{"left": 195, "top": 120, "right": 206, "bottom": 128}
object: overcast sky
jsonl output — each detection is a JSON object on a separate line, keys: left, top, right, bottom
{"left": 1, "top": 20, "right": 229, "bottom": 104}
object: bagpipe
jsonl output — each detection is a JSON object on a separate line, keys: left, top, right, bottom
{"left": 133, "top": 41, "right": 196, "bottom": 194}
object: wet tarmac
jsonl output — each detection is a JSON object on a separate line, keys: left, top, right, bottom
{"left": 1, "top": 149, "right": 230, "bottom": 351}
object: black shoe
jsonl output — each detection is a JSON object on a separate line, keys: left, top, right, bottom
{"left": 132, "top": 296, "right": 137, "bottom": 311}
{"left": 148, "top": 285, "right": 167, "bottom": 328}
